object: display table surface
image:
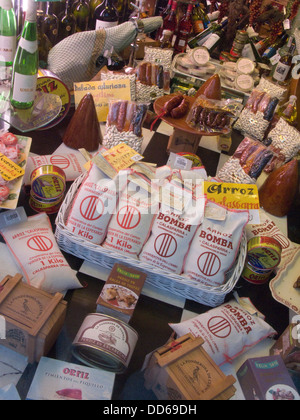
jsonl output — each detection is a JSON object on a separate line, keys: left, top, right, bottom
{"left": 3, "top": 107, "right": 299, "bottom": 400}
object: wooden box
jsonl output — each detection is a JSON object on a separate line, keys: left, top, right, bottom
{"left": 144, "top": 333, "right": 236, "bottom": 400}
{"left": 0, "top": 274, "right": 67, "bottom": 364}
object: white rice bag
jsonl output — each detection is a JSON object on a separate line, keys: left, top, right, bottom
{"left": 139, "top": 178, "right": 206, "bottom": 274}
{"left": 0, "top": 213, "right": 82, "bottom": 294}
{"left": 169, "top": 296, "right": 276, "bottom": 366}
{"left": 66, "top": 163, "right": 120, "bottom": 244}
{"left": 102, "top": 173, "right": 159, "bottom": 257}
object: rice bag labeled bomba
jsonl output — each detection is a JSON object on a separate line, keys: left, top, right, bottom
{"left": 217, "top": 137, "right": 274, "bottom": 184}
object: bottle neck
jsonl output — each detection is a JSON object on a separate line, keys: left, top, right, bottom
{"left": 26, "top": 0, "right": 37, "bottom": 22}
{"left": 0, "top": 0, "right": 13, "bottom": 11}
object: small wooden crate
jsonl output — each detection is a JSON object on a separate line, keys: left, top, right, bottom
{"left": 144, "top": 333, "right": 236, "bottom": 400}
{"left": 0, "top": 274, "right": 67, "bottom": 364}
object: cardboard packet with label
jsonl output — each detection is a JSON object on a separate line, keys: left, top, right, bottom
{"left": 237, "top": 355, "right": 300, "bottom": 400}
{"left": 96, "top": 263, "right": 146, "bottom": 323}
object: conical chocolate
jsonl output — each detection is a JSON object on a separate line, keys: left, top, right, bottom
{"left": 194, "top": 74, "right": 222, "bottom": 101}
{"left": 259, "top": 159, "right": 299, "bottom": 217}
{"left": 62, "top": 93, "right": 102, "bottom": 152}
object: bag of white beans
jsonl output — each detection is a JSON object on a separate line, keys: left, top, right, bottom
{"left": 169, "top": 295, "right": 276, "bottom": 366}
{"left": 0, "top": 213, "right": 82, "bottom": 294}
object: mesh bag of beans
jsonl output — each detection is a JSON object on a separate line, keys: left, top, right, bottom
{"left": 216, "top": 137, "right": 274, "bottom": 184}
{"left": 102, "top": 172, "right": 159, "bottom": 258}
{"left": 183, "top": 201, "right": 249, "bottom": 287}
{"left": 139, "top": 178, "right": 206, "bottom": 274}
{"left": 0, "top": 213, "right": 82, "bottom": 294}
{"left": 233, "top": 89, "right": 278, "bottom": 140}
{"left": 263, "top": 117, "right": 300, "bottom": 173}
{"left": 103, "top": 100, "right": 148, "bottom": 154}
{"left": 66, "top": 163, "right": 120, "bottom": 244}
{"left": 169, "top": 296, "right": 277, "bottom": 366}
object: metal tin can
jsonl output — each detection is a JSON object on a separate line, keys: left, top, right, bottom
{"left": 72, "top": 313, "right": 138, "bottom": 373}
{"left": 29, "top": 190, "right": 64, "bottom": 214}
{"left": 247, "top": 236, "right": 282, "bottom": 271}
{"left": 30, "top": 165, "right": 66, "bottom": 201}
{"left": 241, "top": 258, "right": 273, "bottom": 285}
{"left": 176, "top": 152, "right": 202, "bottom": 167}
{"left": 235, "top": 30, "right": 248, "bottom": 42}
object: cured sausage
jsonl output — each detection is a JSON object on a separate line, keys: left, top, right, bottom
{"left": 170, "top": 97, "right": 189, "bottom": 119}
{"left": 150, "top": 94, "right": 184, "bottom": 130}
{"left": 116, "top": 100, "right": 128, "bottom": 132}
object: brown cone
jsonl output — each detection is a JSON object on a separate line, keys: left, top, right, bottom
{"left": 62, "top": 93, "right": 102, "bottom": 152}
{"left": 259, "top": 159, "right": 299, "bottom": 217}
{"left": 194, "top": 74, "right": 222, "bottom": 101}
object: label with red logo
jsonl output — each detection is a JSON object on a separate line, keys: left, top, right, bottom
{"left": 0, "top": 212, "right": 81, "bottom": 294}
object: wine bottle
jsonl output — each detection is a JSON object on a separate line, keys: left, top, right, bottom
{"left": 160, "top": 29, "right": 173, "bottom": 49}
{"left": 192, "top": 1, "right": 210, "bottom": 35}
{"left": 277, "top": 95, "right": 297, "bottom": 125}
{"left": 272, "top": 41, "right": 296, "bottom": 85}
{"left": 72, "top": 0, "right": 90, "bottom": 32}
{"left": 202, "top": 21, "right": 228, "bottom": 54}
{"left": 42, "top": 1, "right": 59, "bottom": 46}
{"left": 0, "top": 0, "right": 17, "bottom": 68}
{"left": 155, "top": 0, "right": 172, "bottom": 40}
{"left": 93, "top": 0, "right": 119, "bottom": 30}
{"left": 262, "top": 33, "right": 288, "bottom": 60}
{"left": 188, "top": 18, "right": 227, "bottom": 49}
{"left": 10, "top": 0, "right": 38, "bottom": 109}
{"left": 174, "top": 2, "right": 193, "bottom": 54}
{"left": 88, "top": 0, "right": 101, "bottom": 28}
{"left": 160, "top": 0, "right": 178, "bottom": 44}
{"left": 57, "top": 0, "right": 76, "bottom": 42}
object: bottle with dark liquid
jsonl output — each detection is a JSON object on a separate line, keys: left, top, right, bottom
{"left": 42, "top": 1, "right": 59, "bottom": 46}
{"left": 93, "top": 0, "right": 119, "bottom": 30}
{"left": 174, "top": 2, "right": 193, "bottom": 54}
{"left": 72, "top": 0, "right": 90, "bottom": 32}
{"left": 57, "top": 0, "right": 76, "bottom": 42}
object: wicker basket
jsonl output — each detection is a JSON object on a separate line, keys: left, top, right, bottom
{"left": 55, "top": 172, "right": 247, "bottom": 307}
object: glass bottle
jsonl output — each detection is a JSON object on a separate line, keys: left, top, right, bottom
{"left": 0, "top": 0, "right": 17, "bottom": 69}
{"left": 160, "top": 29, "right": 173, "bottom": 49}
{"left": 202, "top": 20, "right": 228, "bottom": 54}
{"left": 93, "top": 0, "right": 119, "bottom": 30}
{"left": 57, "top": 0, "right": 76, "bottom": 42}
{"left": 262, "top": 33, "right": 288, "bottom": 60}
{"left": 272, "top": 41, "right": 296, "bottom": 85}
{"left": 161, "top": 0, "right": 178, "bottom": 42}
{"left": 254, "top": 37, "right": 271, "bottom": 55}
{"left": 277, "top": 95, "right": 297, "bottom": 125}
{"left": 42, "top": 1, "right": 59, "bottom": 46}
{"left": 174, "top": 2, "right": 193, "bottom": 54}
{"left": 192, "top": 1, "right": 209, "bottom": 35}
{"left": 188, "top": 18, "right": 227, "bottom": 49}
{"left": 10, "top": 0, "right": 38, "bottom": 109}
{"left": 72, "top": 0, "right": 90, "bottom": 32}
{"left": 88, "top": 0, "right": 101, "bottom": 28}
{"left": 155, "top": 0, "right": 173, "bottom": 40}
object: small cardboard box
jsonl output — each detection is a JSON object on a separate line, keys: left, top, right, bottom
{"left": 270, "top": 323, "right": 300, "bottom": 373}
{"left": 237, "top": 355, "right": 300, "bottom": 400}
{"left": 0, "top": 274, "right": 67, "bottom": 363}
{"left": 143, "top": 333, "right": 236, "bottom": 400}
{"left": 96, "top": 263, "right": 146, "bottom": 323}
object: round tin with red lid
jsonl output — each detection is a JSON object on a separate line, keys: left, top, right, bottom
{"left": 246, "top": 236, "right": 282, "bottom": 271}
